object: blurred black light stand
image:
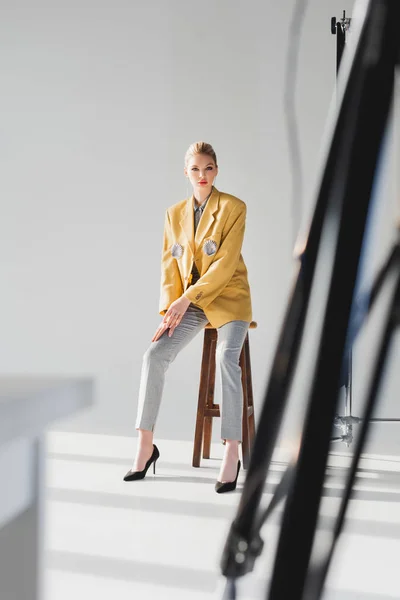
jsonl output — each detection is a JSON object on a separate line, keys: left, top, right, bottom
{"left": 219, "top": 1, "right": 400, "bottom": 599}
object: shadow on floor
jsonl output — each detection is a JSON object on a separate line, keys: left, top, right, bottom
{"left": 47, "top": 550, "right": 219, "bottom": 593}
{"left": 46, "top": 551, "right": 400, "bottom": 600}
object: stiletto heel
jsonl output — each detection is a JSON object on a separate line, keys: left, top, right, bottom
{"left": 123, "top": 444, "right": 160, "bottom": 482}
{"left": 215, "top": 460, "right": 241, "bottom": 494}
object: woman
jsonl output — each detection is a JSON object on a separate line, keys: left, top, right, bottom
{"left": 123, "top": 141, "right": 252, "bottom": 493}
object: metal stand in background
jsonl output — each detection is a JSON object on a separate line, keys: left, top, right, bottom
{"left": 331, "top": 9, "right": 355, "bottom": 447}
{"left": 331, "top": 9, "right": 400, "bottom": 448}
{"left": 331, "top": 10, "right": 351, "bottom": 75}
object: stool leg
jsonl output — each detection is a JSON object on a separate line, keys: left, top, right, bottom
{"left": 203, "top": 335, "right": 216, "bottom": 459}
{"left": 193, "top": 330, "right": 214, "bottom": 468}
{"left": 240, "top": 335, "right": 250, "bottom": 470}
{"left": 245, "top": 335, "right": 256, "bottom": 443}
{"left": 203, "top": 418, "right": 213, "bottom": 459}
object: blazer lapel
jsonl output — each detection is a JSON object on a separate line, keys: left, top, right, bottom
{"left": 179, "top": 195, "right": 195, "bottom": 255}
{"left": 195, "top": 186, "right": 220, "bottom": 247}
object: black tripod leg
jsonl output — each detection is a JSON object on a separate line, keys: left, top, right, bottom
{"left": 266, "top": 3, "right": 397, "bottom": 598}
{"left": 306, "top": 257, "right": 400, "bottom": 599}
{"left": 255, "top": 463, "right": 295, "bottom": 532}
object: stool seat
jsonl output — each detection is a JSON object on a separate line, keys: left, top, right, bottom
{"left": 192, "top": 322, "right": 256, "bottom": 469}
{"left": 205, "top": 321, "right": 258, "bottom": 330}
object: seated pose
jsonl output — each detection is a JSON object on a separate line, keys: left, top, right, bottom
{"left": 124, "top": 141, "right": 252, "bottom": 493}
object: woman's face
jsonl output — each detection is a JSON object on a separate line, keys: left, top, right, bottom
{"left": 184, "top": 153, "right": 218, "bottom": 195}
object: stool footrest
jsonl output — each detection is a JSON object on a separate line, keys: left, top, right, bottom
{"left": 204, "top": 408, "right": 220, "bottom": 417}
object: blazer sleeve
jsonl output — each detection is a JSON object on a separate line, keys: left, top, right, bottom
{"left": 159, "top": 209, "right": 183, "bottom": 315}
{"left": 183, "top": 202, "right": 246, "bottom": 309}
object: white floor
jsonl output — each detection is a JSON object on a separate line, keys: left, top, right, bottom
{"left": 44, "top": 432, "right": 400, "bottom": 600}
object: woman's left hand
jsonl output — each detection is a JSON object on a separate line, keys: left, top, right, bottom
{"left": 152, "top": 296, "right": 191, "bottom": 342}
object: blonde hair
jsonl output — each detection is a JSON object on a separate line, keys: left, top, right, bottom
{"left": 184, "top": 141, "right": 218, "bottom": 168}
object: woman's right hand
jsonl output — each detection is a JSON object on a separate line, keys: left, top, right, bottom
{"left": 151, "top": 320, "right": 170, "bottom": 342}
{"left": 152, "top": 296, "right": 191, "bottom": 342}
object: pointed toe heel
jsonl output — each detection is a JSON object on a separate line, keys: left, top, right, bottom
{"left": 123, "top": 444, "right": 160, "bottom": 482}
{"left": 215, "top": 460, "right": 241, "bottom": 494}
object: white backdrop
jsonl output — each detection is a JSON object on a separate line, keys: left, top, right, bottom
{"left": 2, "top": 0, "right": 399, "bottom": 453}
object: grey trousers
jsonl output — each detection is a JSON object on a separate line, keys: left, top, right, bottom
{"left": 135, "top": 304, "right": 250, "bottom": 441}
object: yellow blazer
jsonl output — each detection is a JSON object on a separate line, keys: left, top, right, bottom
{"left": 159, "top": 186, "right": 252, "bottom": 328}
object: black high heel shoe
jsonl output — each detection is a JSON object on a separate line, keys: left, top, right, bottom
{"left": 123, "top": 444, "right": 160, "bottom": 481}
{"left": 215, "top": 460, "right": 241, "bottom": 494}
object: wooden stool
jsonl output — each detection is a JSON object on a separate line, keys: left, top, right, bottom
{"left": 192, "top": 321, "right": 257, "bottom": 470}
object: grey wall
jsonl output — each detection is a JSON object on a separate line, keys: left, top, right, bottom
{"left": 3, "top": 0, "right": 398, "bottom": 454}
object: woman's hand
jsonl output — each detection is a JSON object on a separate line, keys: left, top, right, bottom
{"left": 152, "top": 296, "right": 191, "bottom": 342}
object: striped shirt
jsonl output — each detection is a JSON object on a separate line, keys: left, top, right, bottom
{"left": 191, "top": 198, "right": 208, "bottom": 285}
